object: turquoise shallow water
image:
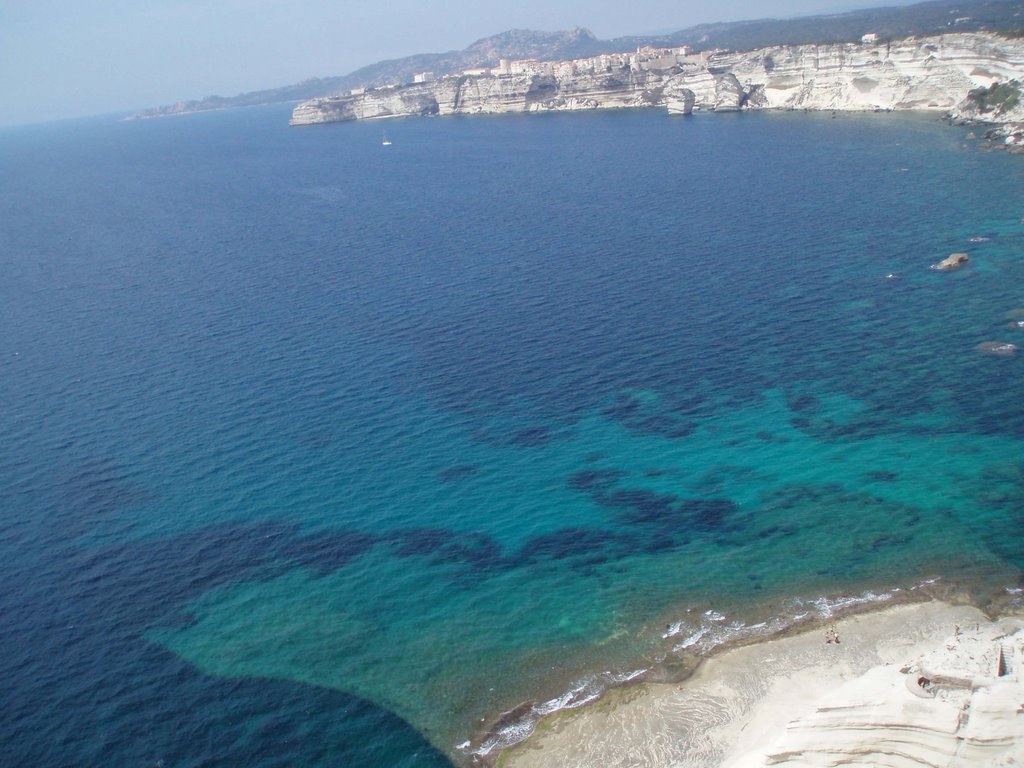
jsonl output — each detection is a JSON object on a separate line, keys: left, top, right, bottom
{"left": 1, "top": 105, "right": 1023, "bottom": 765}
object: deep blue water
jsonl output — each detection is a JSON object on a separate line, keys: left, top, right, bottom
{"left": 1, "top": 104, "right": 1023, "bottom": 765}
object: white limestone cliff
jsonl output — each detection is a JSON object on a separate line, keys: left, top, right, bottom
{"left": 716, "top": 33, "right": 1024, "bottom": 118}
{"left": 728, "top": 620, "right": 1024, "bottom": 768}
{"left": 290, "top": 32, "right": 1024, "bottom": 126}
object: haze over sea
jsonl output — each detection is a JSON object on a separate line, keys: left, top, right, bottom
{"left": 2, "top": 104, "right": 1024, "bottom": 766}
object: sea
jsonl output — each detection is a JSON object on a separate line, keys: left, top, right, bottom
{"left": 1, "top": 103, "right": 1022, "bottom": 766}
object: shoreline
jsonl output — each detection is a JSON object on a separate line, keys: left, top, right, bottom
{"left": 493, "top": 597, "right": 1024, "bottom": 767}
{"left": 458, "top": 577, "right": 1014, "bottom": 765}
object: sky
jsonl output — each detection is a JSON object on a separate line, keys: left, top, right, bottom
{"left": 1, "top": 0, "right": 924, "bottom": 126}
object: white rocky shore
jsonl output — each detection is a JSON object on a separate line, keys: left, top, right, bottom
{"left": 291, "top": 32, "right": 1024, "bottom": 132}
{"left": 500, "top": 601, "right": 1024, "bottom": 768}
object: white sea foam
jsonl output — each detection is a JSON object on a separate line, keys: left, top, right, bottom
{"left": 535, "top": 681, "right": 597, "bottom": 715}
{"left": 471, "top": 666, "right": 650, "bottom": 758}
{"left": 663, "top": 586, "right": 918, "bottom": 656}
{"left": 474, "top": 717, "right": 537, "bottom": 757}
{"left": 619, "top": 668, "right": 646, "bottom": 683}
{"left": 670, "top": 612, "right": 796, "bottom": 654}
{"left": 808, "top": 590, "right": 893, "bottom": 618}
{"left": 673, "top": 627, "right": 707, "bottom": 651}
{"left": 662, "top": 620, "right": 685, "bottom": 638}
{"left": 1003, "top": 586, "right": 1024, "bottom": 610}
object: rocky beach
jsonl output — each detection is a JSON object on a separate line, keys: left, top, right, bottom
{"left": 501, "top": 601, "right": 1024, "bottom": 768}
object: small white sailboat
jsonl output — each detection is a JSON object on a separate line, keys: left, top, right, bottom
{"left": 382, "top": 130, "right": 392, "bottom": 146}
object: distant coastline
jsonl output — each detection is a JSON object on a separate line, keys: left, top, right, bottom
{"left": 288, "top": 31, "right": 1024, "bottom": 147}
{"left": 126, "top": 0, "right": 1024, "bottom": 122}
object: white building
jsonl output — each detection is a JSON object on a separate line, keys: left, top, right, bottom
{"left": 554, "top": 61, "right": 576, "bottom": 78}
{"left": 510, "top": 59, "right": 539, "bottom": 75}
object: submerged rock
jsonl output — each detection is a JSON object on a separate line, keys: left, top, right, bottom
{"left": 976, "top": 341, "right": 1019, "bottom": 356}
{"left": 930, "top": 252, "right": 970, "bottom": 271}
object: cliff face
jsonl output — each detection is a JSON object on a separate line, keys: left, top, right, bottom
{"left": 717, "top": 33, "right": 1024, "bottom": 117}
{"left": 288, "top": 70, "right": 673, "bottom": 125}
{"left": 290, "top": 33, "right": 1024, "bottom": 126}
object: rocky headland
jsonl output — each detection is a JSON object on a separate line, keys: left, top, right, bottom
{"left": 290, "top": 32, "right": 1024, "bottom": 134}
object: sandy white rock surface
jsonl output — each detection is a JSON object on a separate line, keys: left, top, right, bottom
{"left": 501, "top": 601, "right": 1024, "bottom": 768}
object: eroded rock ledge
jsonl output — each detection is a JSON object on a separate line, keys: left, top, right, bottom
{"left": 290, "top": 32, "right": 1024, "bottom": 127}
